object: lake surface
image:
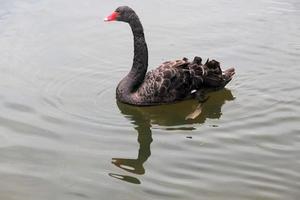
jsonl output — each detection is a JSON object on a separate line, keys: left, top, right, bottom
{"left": 0, "top": 0, "right": 300, "bottom": 199}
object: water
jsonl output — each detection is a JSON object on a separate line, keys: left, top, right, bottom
{"left": 0, "top": 0, "right": 300, "bottom": 199}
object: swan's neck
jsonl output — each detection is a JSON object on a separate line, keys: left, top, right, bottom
{"left": 117, "top": 15, "right": 148, "bottom": 102}
{"left": 129, "top": 22, "right": 148, "bottom": 90}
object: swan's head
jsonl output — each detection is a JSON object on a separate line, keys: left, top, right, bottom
{"left": 104, "top": 6, "right": 136, "bottom": 23}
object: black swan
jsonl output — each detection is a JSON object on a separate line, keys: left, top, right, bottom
{"left": 104, "top": 6, "right": 235, "bottom": 106}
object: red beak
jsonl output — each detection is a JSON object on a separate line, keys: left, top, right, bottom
{"left": 104, "top": 11, "right": 118, "bottom": 22}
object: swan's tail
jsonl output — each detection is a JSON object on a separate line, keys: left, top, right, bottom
{"left": 200, "top": 58, "right": 235, "bottom": 89}
{"left": 222, "top": 67, "right": 235, "bottom": 85}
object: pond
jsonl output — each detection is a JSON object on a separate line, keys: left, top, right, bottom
{"left": 0, "top": 0, "right": 299, "bottom": 199}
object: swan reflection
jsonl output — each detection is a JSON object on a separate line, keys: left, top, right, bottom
{"left": 109, "top": 89, "right": 234, "bottom": 184}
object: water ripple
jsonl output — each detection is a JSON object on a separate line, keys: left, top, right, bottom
{"left": 0, "top": 0, "right": 300, "bottom": 199}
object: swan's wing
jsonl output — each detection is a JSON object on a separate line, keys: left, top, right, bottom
{"left": 137, "top": 58, "right": 196, "bottom": 102}
{"left": 135, "top": 57, "right": 235, "bottom": 104}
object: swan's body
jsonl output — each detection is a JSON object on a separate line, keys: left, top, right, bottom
{"left": 105, "top": 6, "right": 235, "bottom": 106}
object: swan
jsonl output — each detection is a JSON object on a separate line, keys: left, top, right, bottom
{"left": 104, "top": 6, "right": 235, "bottom": 106}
